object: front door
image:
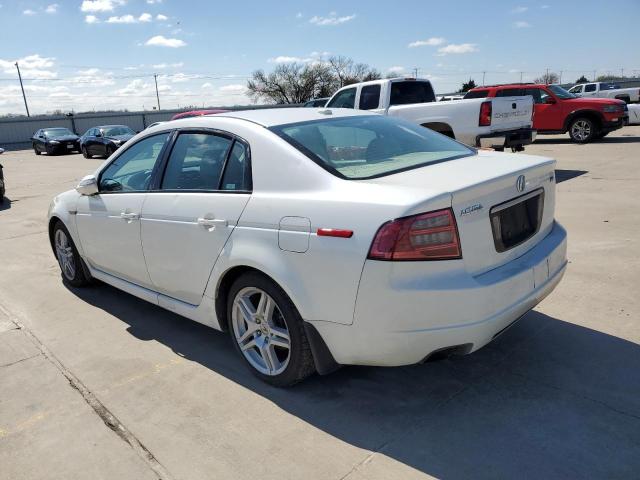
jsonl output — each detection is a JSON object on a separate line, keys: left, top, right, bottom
{"left": 141, "top": 131, "right": 252, "bottom": 305}
{"left": 76, "top": 132, "right": 170, "bottom": 287}
{"left": 530, "top": 88, "right": 563, "bottom": 131}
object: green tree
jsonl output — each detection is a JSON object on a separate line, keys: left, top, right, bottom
{"left": 575, "top": 75, "right": 588, "bottom": 83}
{"left": 459, "top": 79, "right": 477, "bottom": 92}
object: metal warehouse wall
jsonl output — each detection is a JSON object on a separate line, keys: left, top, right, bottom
{"left": 0, "top": 104, "right": 299, "bottom": 149}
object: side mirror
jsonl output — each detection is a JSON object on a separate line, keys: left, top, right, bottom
{"left": 76, "top": 175, "right": 99, "bottom": 196}
{"left": 544, "top": 96, "right": 556, "bottom": 104}
{"left": 95, "top": 132, "right": 102, "bottom": 138}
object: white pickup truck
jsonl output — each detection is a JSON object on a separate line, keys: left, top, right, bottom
{"left": 567, "top": 82, "right": 640, "bottom": 104}
{"left": 325, "top": 78, "right": 535, "bottom": 151}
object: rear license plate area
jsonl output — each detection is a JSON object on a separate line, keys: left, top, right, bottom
{"left": 490, "top": 188, "right": 544, "bottom": 252}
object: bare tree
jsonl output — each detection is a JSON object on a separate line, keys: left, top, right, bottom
{"left": 247, "top": 56, "right": 381, "bottom": 104}
{"left": 533, "top": 71, "right": 560, "bottom": 84}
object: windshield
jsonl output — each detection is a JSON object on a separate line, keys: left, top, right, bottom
{"left": 101, "top": 126, "right": 135, "bottom": 137}
{"left": 548, "top": 85, "right": 576, "bottom": 99}
{"left": 44, "top": 128, "right": 74, "bottom": 137}
{"left": 271, "top": 115, "right": 474, "bottom": 180}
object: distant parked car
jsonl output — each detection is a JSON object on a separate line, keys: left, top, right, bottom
{"left": 145, "top": 121, "right": 165, "bottom": 129}
{"left": 32, "top": 128, "right": 80, "bottom": 155}
{"left": 0, "top": 162, "right": 5, "bottom": 203}
{"left": 437, "top": 95, "right": 464, "bottom": 101}
{"left": 626, "top": 104, "right": 640, "bottom": 125}
{"left": 303, "top": 98, "right": 329, "bottom": 107}
{"left": 171, "top": 109, "right": 228, "bottom": 120}
{"left": 80, "top": 125, "right": 136, "bottom": 159}
{"left": 568, "top": 82, "right": 640, "bottom": 104}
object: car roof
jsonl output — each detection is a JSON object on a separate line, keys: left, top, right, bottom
{"left": 96, "top": 124, "right": 130, "bottom": 128}
{"left": 214, "top": 107, "right": 372, "bottom": 127}
{"left": 471, "top": 83, "right": 545, "bottom": 90}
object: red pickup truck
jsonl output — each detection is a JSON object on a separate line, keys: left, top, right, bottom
{"left": 464, "top": 83, "right": 627, "bottom": 143}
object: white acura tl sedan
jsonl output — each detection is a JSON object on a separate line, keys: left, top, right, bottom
{"left": 48, "top": 108, "right": 567, "bottom": 386}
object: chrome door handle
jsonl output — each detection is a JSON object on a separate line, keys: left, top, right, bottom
{"left": 120, "top": 212, "right": 139, "bottom": 221}
{"left": 197, "top": 217, "right": 228, "bottom": 228}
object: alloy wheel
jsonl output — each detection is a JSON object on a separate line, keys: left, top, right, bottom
{"left": 571, "top": 120, "right": 592, "bottom": 142}
{"left": 55, "top": 229, "right": 76, "bottom": 281}
{"left": 231, "top": 287, "right": 291, "bottom": 376}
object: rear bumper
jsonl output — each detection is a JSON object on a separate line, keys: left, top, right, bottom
{"left": 311, "top": 222, "right": 567, "bottom": 367}
{"left": 475, "top": 128, "right": 536, "bottom": 149}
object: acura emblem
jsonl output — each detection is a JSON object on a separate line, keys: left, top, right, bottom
{"left": 516, "top": 175, "right": 526, "bottom": 192}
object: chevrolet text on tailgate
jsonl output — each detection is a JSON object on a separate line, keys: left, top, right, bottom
{"left": 326, "top": 77, "right": 536, "bottom": 152}
{"left": 48, "top": 108, "right": 566, "bottom": 386}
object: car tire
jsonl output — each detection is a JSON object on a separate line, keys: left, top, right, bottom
{"left": 52, "top": 221, "right": 90, "bottom": 288}
{"left": 227, "top": 272, "right": 315, "bottom": 386}
{"left": 82, "top": 146, "right": 90, "bottom": 159}
{"left": 568, "top": 117, "right": 596, "bottom": 143}
{"left": 34, "top": 145, "right": 41, "bottom": 155}
{"left": 105, "top": 146, "right": 115, "bottom": 158}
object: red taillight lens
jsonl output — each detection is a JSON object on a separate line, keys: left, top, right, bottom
{"left": 479, "top": 101, "right": 492, "bottom": 126}
{"left": 368, "top": 208, "right": 462, "bottom": 261}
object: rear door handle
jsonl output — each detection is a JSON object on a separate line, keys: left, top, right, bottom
{"left": 197, "top": 217, "right": 228, "bottom": 229}
{"left": 120, "top": 212, "right": 139, "bottom": 221}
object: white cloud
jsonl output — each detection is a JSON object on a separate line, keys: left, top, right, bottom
{"left": 219, "top": 84, "right": 245, "bottom": 92}
{"left": 156, "top": 13, "right": 167, "bottom": 20}
{"left": 296, "top": 12, "right": 303, "bottom": 18}
{"left": 437, "top": 43, "right": 478, "bottom": 55}
{"left": 139, "top": 12, "right": 152, "bottom": 22}
{"left": 309, "top": 13, "right": 356, "bottom": 26}
{"left": 512, "top": 6, "right": 528, "bottom": 13}
{"left": 514, "top": 21, "right": 531, "bottom": 28}
{"left": 408, "top": 37, "right": 446, "bottom": 48}
{"left": 23, "top": 9, "right": 37, "bottom": 15}
{"left": 146, "top": 0, "right": 162, "bottom": 3}
{"left": 201, "top": 82, "right": 213, "bottom": 89}
{"left": 269, "top": 55, "right": 304, "bottom": 64}
{"left": 541, "top": 4, "right": 550, "bottom": 8}
{"left": 80, "top": 0, "right": 124, "bottom": 13}
{"left": 85, "top": 14, "right": 99, "bottom": 23}
{"left": 387, "top": 66, "right": 406, "bottom": 75}
{"left": 152, "top": 62, "right": 184, "bottom": 69}
{"left": 45, "top": 4, "right": 58, "bottom": 14}
{"left": 107, "top": 14, "right": 136, "bottom": 23}
{"left": 145, "top": 35, "right": 187, "bottom": 47}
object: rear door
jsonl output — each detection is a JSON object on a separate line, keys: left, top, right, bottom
{"left": 140, "top": 130, "right": 251, "bottom": 305}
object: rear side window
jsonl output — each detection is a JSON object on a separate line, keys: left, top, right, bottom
{"left": 464, "top": 90, "right": 490, "bottom": 99}
{"left": 327, "top": 88, "right": 356, "bottom": 108}
{"left": 496, "top": 88, "right": 524, "bottom": 97}
{"left": 220, "top": 142, "right": 251, "bottom": 191}
{"left": 585, "top": 84, "right": 597, "bottom": 93}
{"left": 523, "top": 88, "right": 544, "bottom": 104}
{"left": 389, "top": 82, "right": 436, "bottom": 105}
{"left": 161, "top": 133, "right": 232, "bottom": 190}
{"left": 359, "top": 85, "right": 381, "bottom": 110}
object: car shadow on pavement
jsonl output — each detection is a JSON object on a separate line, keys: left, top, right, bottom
{"left": 0, "top": 197, "right": 13, "bottom": 211}
{"left": 555, "top": 169, "right": 588, "bottom": 183}
{"left": 69, "top": 283, "right": 640, "bottom": 479}
{"left": 535, "top": 135, "right": 640, "bottom": 145}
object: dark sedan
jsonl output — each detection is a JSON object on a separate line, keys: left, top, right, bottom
{"left": 32, "top": 128, "right": 80, "bottom": 155}
{"left": 80, "top": 125, "right": 136, "bottom": 158}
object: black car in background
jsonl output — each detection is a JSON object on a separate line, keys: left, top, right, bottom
{"left": 32, "top": 128, "right": 80, "bottom": 155}
{"left": 80, "top": 125, "right": 136, "bottom": 158}
{"left": 0, "top": 149, "right": 5, "bottom": 203}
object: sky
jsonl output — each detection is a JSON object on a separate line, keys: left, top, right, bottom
{"left": 0, "top": 0, "right": 639, "bottom": 115}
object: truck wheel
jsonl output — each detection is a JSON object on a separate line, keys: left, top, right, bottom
{"left": 569, "top": 117, "right": 596, "bottom": 143}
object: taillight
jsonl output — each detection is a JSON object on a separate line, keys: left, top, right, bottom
{"left": 479, "top": 101, "right": 492, "bottom": 126}
{"left": 368, "top": 208, "right": 462, "bottom": 261}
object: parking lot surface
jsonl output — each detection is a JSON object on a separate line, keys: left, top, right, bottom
{"left": 1, "top": 128, "right": 639, "bottom": 480}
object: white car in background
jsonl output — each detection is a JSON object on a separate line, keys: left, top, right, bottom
{"left": 48, "top": 109, "right": 567, "bottom": 386}
{"left": 567, "top": 82, "right": 640, "bottom": 103}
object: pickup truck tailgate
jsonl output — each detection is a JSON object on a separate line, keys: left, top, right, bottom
{"left": 489, "top": 96, "right": 534, "bottom": 131}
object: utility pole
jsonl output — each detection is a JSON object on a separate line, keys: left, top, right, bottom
{"left": 520, "top": 71, "right": 523, "bottom": 83}
{"left": 153, "top": 74, "right": 161, "bottom": 111}
{"left": 482, "top": 71, "right": 486, "bottom": 86}
{"left": 15, "top": 62, "right": 30, "bottom": 117}
{"left": 593, "top": 70, "right": 596, "bottom": 81}
{"left": 413, "top": 67, "right": 418, "bottom": 79}
{"left": 559, "top": 70, "right": 563, "bottom": 84}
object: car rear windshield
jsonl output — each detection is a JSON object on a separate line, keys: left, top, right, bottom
{"left": 389, "top": 81, "right": 436, "bottom": 105}
{"left": 463, "top": 90, "right": 490, "bottom": 99}
{"left": 270, "top": 115, "right": 474, "bottom": 180}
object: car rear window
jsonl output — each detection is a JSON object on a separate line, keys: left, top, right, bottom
{"left": 270, "top": 115, "right": 474, "bottom": 180}
{"left": 389, "top": 82, "right": 436, "bottom": 105}
{"left": 463, "top": 90, "right": 490, "bottom": 99}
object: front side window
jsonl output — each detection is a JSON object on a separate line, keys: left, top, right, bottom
{"left": 547, "top": 84, "right": 576, "bottom": 99}
{"left": 359, "top": 85, "right": 381, "bottom": 110}
{"left": 327, "top": 88, "right": 356, "bottom": 109}
{"left": 272, "top": 115, "right": 474, "bottom": 180}
{"left": 389, "top": 81, "right": 436, "bottom": 105}
{"left": 161, "top": 133, "right": 232, "bottom": 190}
{"left": 568, "top": 85, "right": 582, "bottom": 94}
{"left": 99, "top": 133, "right": 169, "bottom": 192}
